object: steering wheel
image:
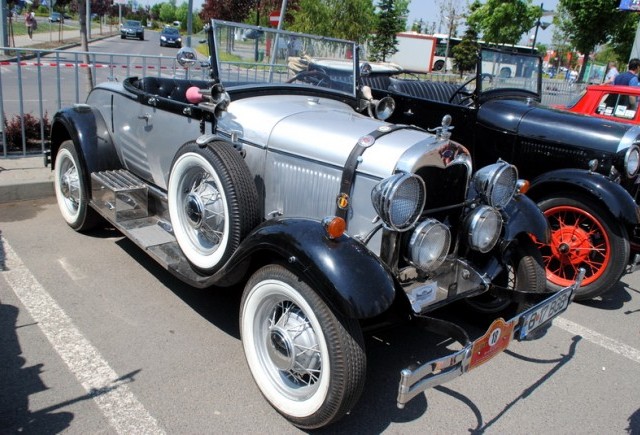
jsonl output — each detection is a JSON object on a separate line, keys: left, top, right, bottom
{"left": 448, "top": 75, "right": 476, "bottom": 104}
{"left": 286, "top": 69, "right": 332, "bottom": 87}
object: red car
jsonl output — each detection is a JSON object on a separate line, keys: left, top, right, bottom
{"left": 558, "top": 84, "right": 640, "bottom": 124}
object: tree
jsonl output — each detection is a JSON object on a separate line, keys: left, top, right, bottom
{"left": 555, "top": 0, "right": 621, "bottom": 82}
{"left": 200, "top": 0, "right": 256, "bottom": 23}
{"left": 602, "top": 7, "right": 638, "bottom": 65}
{"left": 159, "top": 3, "right": 177, "bottom": 23}
{"left": 452, "top": 26, "right": 479, "bottom": 77}
{"left": 467, "top": 0, "right": 539, "bottom": 46}
{"left": 289, "top": 0, "right": 375, "bottom": 43}
{"left": 369, "top": 0, "right": 409, "bottom": 62}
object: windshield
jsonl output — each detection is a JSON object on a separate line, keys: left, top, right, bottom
{"left": 210, "top": 20, "right": 357, "bottom": 97}
{"left": 126, "top": 20, "right": 140, "bottom": 27}
{"left": 479, "top": 48, "right": 542, "bottom": 95}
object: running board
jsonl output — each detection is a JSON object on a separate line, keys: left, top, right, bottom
{"left": 89, "top": 170, "right": 213, "bottom": 287}
{"left": 91, "top": 170, "right": 149, "bottom": 222}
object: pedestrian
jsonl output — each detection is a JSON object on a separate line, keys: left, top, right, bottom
{"left": 604, "top": 61, "right": 619, "bottom": 84}
{"left": 613, "top": 58, "right": 640, "bottom": 86}
{"left": 25, "top": 10, "right": 34, "bottom": 39}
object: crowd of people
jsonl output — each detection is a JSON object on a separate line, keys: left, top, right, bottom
{"left": 605, "top": 59, "right": 640, "bottom": 86}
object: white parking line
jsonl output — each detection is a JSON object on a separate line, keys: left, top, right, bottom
{"left": 555, "top": 316, "right": 640, "bottom": 364}
{"left": 1, "top": 239, "right": 165, "bottom": 434}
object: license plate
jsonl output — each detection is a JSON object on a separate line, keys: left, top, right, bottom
{"left": 519, "top": 286, "right": 573, "bottom": 339}
{"left": 468, "top": 318, "right": 516, "bottom": 370}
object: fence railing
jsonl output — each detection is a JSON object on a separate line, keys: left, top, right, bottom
{"left": 0, "top": 46, "right": 211, "bottom": 157}
{"left": 0, "top": 46, "right": 588, "bottom": 158}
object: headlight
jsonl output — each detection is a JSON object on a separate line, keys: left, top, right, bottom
{"left": 472, "top": 162, "right": 518, "bottom": 208}
{"left": 177, "top": 37, "right": 182, "bottom": 42}
{"left": 407, "top": 219, "right": 451, "bottom": 272}
{"left": 464, "top": 205, "right": 502, "bottom": 253}
{"left": 371, "top": 173, "right": 426, "bottom": 232}
{"left": 625, "top": 145, "right": 640, "bottom": 178}
{"left": 161, "top": 36, "right": 166, "bottom": 41}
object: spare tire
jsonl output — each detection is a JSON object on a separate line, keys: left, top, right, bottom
{"left": 168, "top": 141, "right": 260, "bottom": 273}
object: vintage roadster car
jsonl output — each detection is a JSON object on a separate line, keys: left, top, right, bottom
{"left": 363, "top": 47, "right": 640, "bottom": 301}
{"left": 48, "top": 21, "right": 579, "bottom": 429}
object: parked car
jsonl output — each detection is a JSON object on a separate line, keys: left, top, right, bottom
{"left": 47, "top": 21, "right": 579, "bottom": 429}
{"left": 120, "top": 19, "right": 144, "bottom": 40}
{"left": 556, "top": 84, "right": 640, "bottom": 124}
{"left": 48, "top": 12, "right": 62, "bottom": 22}
{"left": 159, "top": 26, "right": 182, "bottom": 48}
{"left": 361, "top": 47, "right": 640, "bottom": 301}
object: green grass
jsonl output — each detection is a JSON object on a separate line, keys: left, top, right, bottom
{"left": 8, "top": 20, "right": 75, "bottom": 37}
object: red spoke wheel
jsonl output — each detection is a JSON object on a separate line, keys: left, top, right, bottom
{"left": 536, "top": 195, "right": 629, "bottom": 300}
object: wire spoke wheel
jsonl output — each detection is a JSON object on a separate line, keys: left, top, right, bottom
{"left": 536, "top": 196, "right": 629, "bottom": 300}
{"left": 54, "top": 140, "right": 99, "bottom": 231}
{"left": 240, "top": 265, "right": 366, "bottom": 429}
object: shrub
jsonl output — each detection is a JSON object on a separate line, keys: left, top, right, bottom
{"left": 3, "top": 112, "right": 51, "bottom": 151}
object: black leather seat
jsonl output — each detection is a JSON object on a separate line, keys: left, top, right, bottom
{"left": 389, "top": 79, "right": 464, "bottom": 105}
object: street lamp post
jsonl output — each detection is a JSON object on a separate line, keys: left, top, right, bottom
{"left": 531, "top": 3, "right": 551, "bottom": 53}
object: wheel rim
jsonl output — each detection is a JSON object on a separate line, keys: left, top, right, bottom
{"left": 257, "top": 295, "right": 322, "bottom": 399}
{"left": 537, "top": 205, "right": 611, "bottom": 287}
{"left": 56, "top": 149, "right": 81, "bottom": 219}
{"left": 170, "top": 153, "right": 229, "bottom": 268}
{"left": 242, "top": 280, "right": 329, "bottom": 417}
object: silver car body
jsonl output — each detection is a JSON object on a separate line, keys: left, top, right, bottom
{"left": 49, "top": 19, "right": 579, "bottom": 429}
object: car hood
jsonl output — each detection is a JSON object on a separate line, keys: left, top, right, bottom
{"left": 477, "top": 99, "right": 640, "bottom": 154}
{"left": 219, "top": 94, "right": 456, "bottom": 178}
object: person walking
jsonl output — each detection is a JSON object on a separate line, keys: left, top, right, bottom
{"left": 614, "top": 58, "right": 640, "bottom": 86}
{"left": 25, "top": 11, "right": 34, "bottom": 39}
{"left": 604, "top": 61, "right": 619, "bottom": 84}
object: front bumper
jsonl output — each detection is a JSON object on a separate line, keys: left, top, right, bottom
{"left": 396, "top": 269, "right": 584, "bottom": 408}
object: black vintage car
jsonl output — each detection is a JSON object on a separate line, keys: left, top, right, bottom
{"left": 362, "top": 47, "right": 640, "bottom": 301}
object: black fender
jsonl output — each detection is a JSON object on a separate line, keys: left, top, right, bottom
{"left": 527, "top": 168, "right": 640, "bottom": 226}
{"left": 502, "top": 193, "right": 549, "bottom": 243}
{"left": 50, "top": 105, "right": 121, "bottom": 175}
{"left": 212, "top": 218, "right": 397, "bottom": 320}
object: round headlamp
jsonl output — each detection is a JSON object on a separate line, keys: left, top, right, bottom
{"left": 407, "top": 219, "right": 451, "bottom": 272}
{"left": 472, "top": 162, "right": 518, "bottom": 209}
{"left": 624, "top": 145, "right": 640, "bottom": 178}
{"left": 464, "top": 205, "right": 502, "bottom": 253}
{"left": 371, "top": 173, "right": 426, "bottom": 232}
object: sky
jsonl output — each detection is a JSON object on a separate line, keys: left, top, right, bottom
{"left": 405, "top": 0, "right": 560, "bottom": 45}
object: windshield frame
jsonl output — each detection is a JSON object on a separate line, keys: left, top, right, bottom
{"left": 478, "top": 47, "right": 542, "bottom": 98}
{"left": 209, "top": 20, "right": 359, "bottom": 99}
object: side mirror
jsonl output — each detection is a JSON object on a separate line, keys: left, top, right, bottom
{"left": 176, "top": 47, "right": 198, "bottom": 68}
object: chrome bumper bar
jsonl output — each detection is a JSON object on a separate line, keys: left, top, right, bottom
{"left": 396, "top": 269, "right": 585, "bottom": 408}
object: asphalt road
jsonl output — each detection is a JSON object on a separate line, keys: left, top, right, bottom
{"left": 1, "top": 196, "right": 640, "bottom": 434}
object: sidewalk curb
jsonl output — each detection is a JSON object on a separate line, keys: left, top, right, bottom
{"left": 0, "top": 181, "right": 54, "bottom": 204}
{"left": 0, "top": 156, "right": 54, "bottom": 204}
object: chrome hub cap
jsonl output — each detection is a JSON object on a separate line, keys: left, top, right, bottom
{"left": 266, "top": 301, "right": 321, "bottom": 384}
{"left": 60, "top": 165, "right": 80, "bottom": 207}
{"left": 183, "top": 173, "right": 225, "bottom": 248}
{"left": 184, "top": 193, "right": 204, "bottom": 229}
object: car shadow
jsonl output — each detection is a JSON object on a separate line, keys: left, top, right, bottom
{"left": 109, "top": 237, "right": 582, "bottom": 432}
{"left": 114, "top": 237, "right": 242, "bottom": 340}
{"left": 576, "top": 279, "right": 635, "bottom": 311}
{"left": 313, "top": 311, "right": 582, "bottom": 434}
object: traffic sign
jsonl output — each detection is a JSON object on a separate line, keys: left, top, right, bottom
{"left": 269, "top": 11, "right": 280, "bottom": 26}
